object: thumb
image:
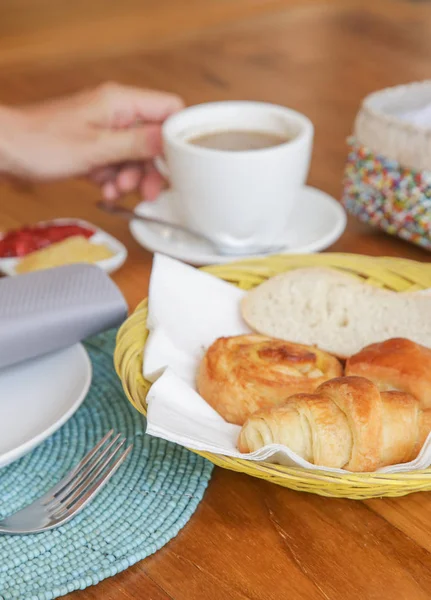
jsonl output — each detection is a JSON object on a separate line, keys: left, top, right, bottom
{"left": 92, "top": 124, "right": 163, "bottom": 164}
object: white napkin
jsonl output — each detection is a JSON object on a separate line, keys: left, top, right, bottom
{"left": 144, "top": 253, "right": 431, "bottom": 474}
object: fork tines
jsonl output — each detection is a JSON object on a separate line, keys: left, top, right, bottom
{"left": 44, "top": 430, "right": 132, "bottom": 520}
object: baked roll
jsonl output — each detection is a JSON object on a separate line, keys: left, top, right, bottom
{"left": 346, "top": 338, "right": 431, "bottom": 409}
{"left": 238, "top": 376, "right": 431, "bottom": 471}
{"left": 196, "top": 334, "right": 342, "bottom": 425}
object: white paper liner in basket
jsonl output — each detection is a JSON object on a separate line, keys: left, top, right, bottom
{"left": 143, "top": 254, "right": 431, "bottom": 475}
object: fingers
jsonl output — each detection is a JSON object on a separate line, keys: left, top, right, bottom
{"left": 90, "top": 165, "right": 119, "bottom": 185}
{"left": 85, "top": 83, "right": 182, "bottom": 190}
{"left": 90, "top": 165, "right": 121, "bottom": 202}
{"left": 140, "top": 162, "right": 165, "bottom": 201}
{"left": 91, "top": 163, "right": 143, "bottom": 191}
{"left": 99, "top": 161, "right": 165, "bottom": 203}
{"left": 116, "top": 164, "right": 142, "bottom": 194}
{"left": 112, "top": 85, "right": 184, "bottom": 122}
{"left": 102, "top": 181, "right": 119, "bottom": 203}
{"left": 94, "top": 123, "right": 163, "bottom": 165}
{"left": 89, "top": 82, "right": 185, "bottom": 127}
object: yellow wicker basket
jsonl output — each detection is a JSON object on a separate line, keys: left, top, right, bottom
{"left": 114, "top": 253, "right": 431, "bottom": 499}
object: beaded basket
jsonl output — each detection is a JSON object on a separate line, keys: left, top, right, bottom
{"left": 342, "top": 81, "right": 431, "bottom": 250}
{"left": 115, "top": 253, "right": 431, "bottom": 499}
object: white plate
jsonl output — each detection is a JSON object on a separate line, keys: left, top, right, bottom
{"left": 130, "top": 186, "right": 347, "bottom": 265}
{"left": 0, "top": 344, "right": 92, "bottom": 468}
{"left": 0, "top": 218, "right": 128, "bottom": 276}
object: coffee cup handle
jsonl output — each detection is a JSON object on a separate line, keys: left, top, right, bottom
{"left": 154, "top": 156, "right": 170, "bottom": 180}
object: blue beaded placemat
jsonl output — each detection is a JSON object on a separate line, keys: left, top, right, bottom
{"left": 0, "top": 329, "right": 213, "bottom": 600}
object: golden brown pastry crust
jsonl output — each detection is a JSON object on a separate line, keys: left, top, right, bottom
{"left": 316, "top": 377, "right": 383, "bottom": 471}
{"left": 346, "top": 338, "right": 431, "bottom": 409}
{"left": 238, "top": 376, "right": 431, "bottom": 472}
{"left": 196, "top": 334, "right": 342, "bottom": 425}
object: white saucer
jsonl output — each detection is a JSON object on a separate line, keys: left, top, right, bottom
{"left": 130, "top": 186, "right": 347, "bottom": 265}
{"left": 0, "top": 344, "right": 92, "bottom": 468}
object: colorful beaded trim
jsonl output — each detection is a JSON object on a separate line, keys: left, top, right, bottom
{"left": 342, "top": 137, "right": 431, "bottom": 250}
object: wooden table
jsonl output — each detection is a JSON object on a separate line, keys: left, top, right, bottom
{"left": 2, "top": 1, "right": 431, "bottom": 598}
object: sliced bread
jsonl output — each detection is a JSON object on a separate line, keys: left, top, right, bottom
{"left": 241, "top": 267, "right": 431, "bottom": 358}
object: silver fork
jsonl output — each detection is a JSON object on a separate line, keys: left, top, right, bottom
{"left": 0, "top": 430, "right": 133, "bottom": 535}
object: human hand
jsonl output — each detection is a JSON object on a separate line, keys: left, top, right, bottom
{"left": 0, "top": 83, "right": 184, "bottom": 201}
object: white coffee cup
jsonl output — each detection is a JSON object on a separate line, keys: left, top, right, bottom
{"left": 159, "top": 101, "right": 314, "bottom": 254}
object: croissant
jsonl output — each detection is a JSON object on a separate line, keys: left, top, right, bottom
{"left": 196, "top": 334, "right": 342, "bottom": 425}
{"left": 238, "top": 376, "right": 431, "bottom": 471}
{"left": 346, "top": 338, "right": 431, "bottom": 409}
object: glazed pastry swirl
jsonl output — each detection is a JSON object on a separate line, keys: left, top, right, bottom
{"left": 196, "top": 334, "right": 342, "bottom": 425}
{"left": 238, "top": 376, "right": 431, "bottom": 472}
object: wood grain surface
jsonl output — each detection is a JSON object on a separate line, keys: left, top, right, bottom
{"left": 1, "top": 1, "right": 431, "bottom": 598}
